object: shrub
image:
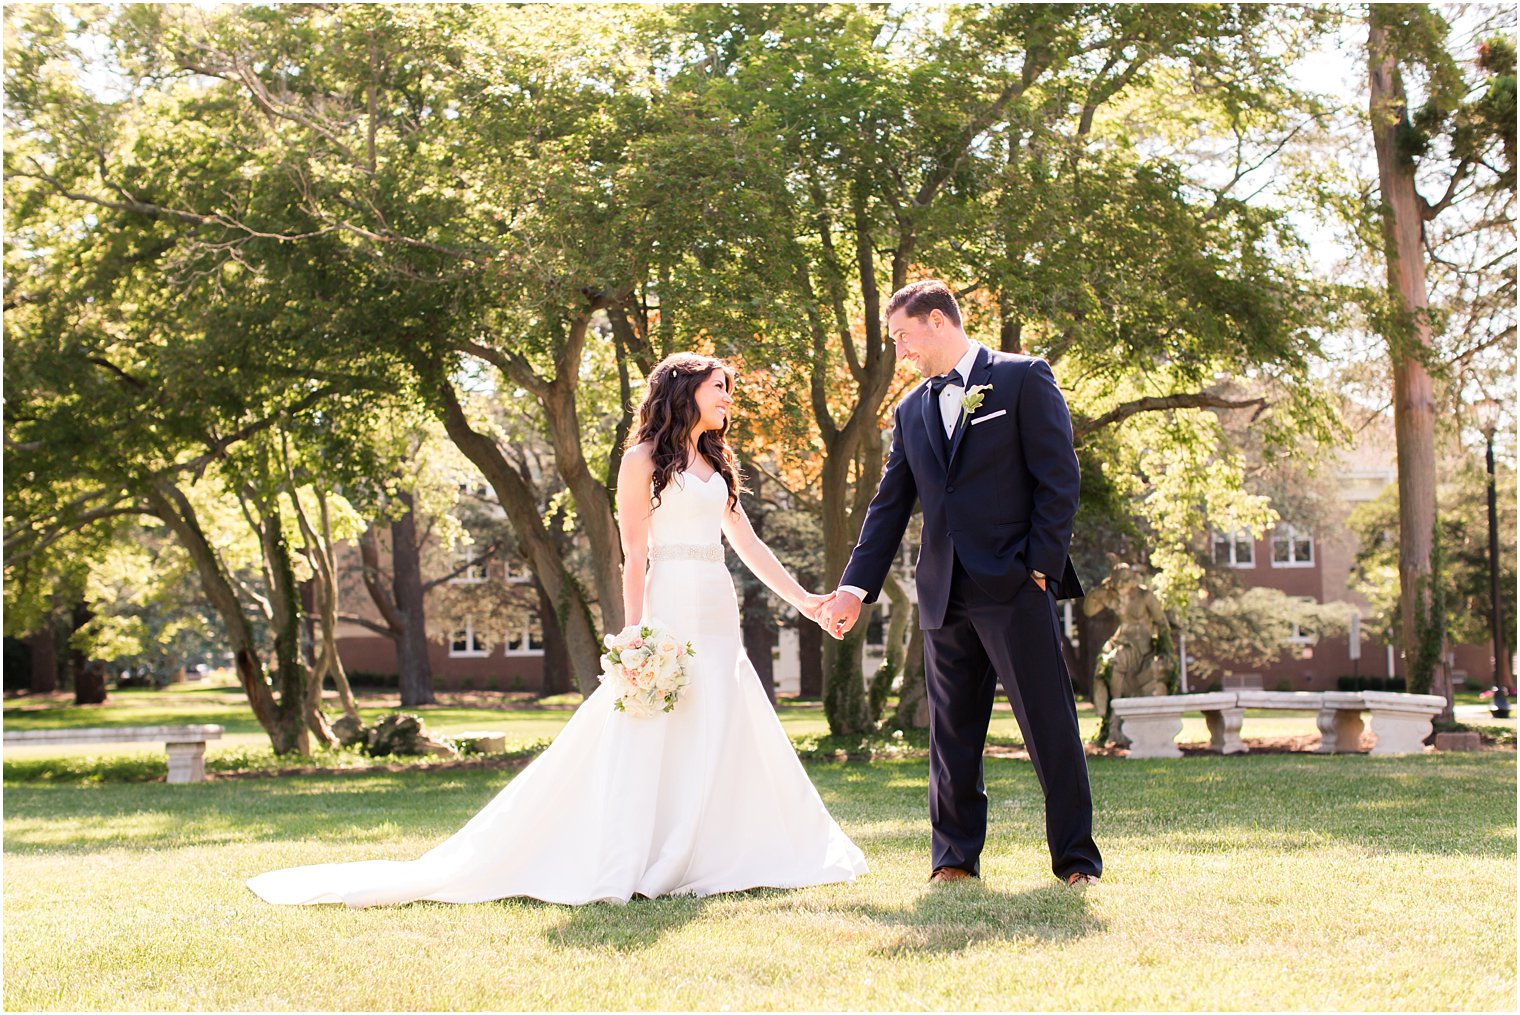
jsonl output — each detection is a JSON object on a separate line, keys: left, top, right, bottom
{"left": 345, "top": 670, "right": 399, "bottom": 689}
{"left": 1336, "top": 676, "right": 1358, "bottom": 692}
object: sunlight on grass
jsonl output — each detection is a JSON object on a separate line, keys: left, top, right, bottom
{"left": 4, "top": 752, "right": 1513, "bottom": 1010}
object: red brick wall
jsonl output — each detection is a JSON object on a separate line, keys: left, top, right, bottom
{"left": 337, "top": 636, "right": 547, "bottom": 692}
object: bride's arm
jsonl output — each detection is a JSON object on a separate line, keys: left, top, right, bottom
{"left": 721, "top": 501, "right": 830, "bottom": 620}
{"left": 616, "top": 445, "right": 655, "bottom": 627}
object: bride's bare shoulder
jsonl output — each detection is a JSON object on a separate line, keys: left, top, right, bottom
{"left": 621, "top": 442, "right": 656, "bottom": 473}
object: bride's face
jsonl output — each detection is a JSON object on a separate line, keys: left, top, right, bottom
{"left": 691, "top": 368, "right": 734, "bottom": 434}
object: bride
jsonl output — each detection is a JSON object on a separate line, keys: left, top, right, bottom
{"left": 247, "top": 353, "right": 868, "bottom": 907}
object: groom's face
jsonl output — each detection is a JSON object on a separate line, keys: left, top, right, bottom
{"left": 888, "top": 308, "right": 952, "bottom": 377}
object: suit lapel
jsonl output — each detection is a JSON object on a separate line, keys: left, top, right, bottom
{"left": 946, "top": 346, "right": 992, "bottom": 470}
{"left": 920, "top": 381, "right": 948, "bottom": 474}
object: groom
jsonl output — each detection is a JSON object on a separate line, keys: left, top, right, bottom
{"left": 820, "top": 280, "right": 1102, "bottom": 888}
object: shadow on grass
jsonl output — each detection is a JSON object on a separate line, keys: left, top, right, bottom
{"left": 524, "top": 892, "right": 717, "bottom": 952}
{"left": 852, "top": 879, "right": 1101, "bottom": 954}
{"left": 509, "top": 879, "right": 1101, "bottom": 957}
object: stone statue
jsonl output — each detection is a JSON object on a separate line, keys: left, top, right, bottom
{"left": 1083, "top": 555, "right": 1177, "bottom": 745}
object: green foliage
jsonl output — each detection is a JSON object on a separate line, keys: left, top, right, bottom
{"left": 4, "top": 5, "right": 1423, "bottom": 740}
{"left": 1183, "top": 587, "right": 1355, "bottom": 683}
{"left": 1349, "top": 459, "right": 1517, "bottom": 654}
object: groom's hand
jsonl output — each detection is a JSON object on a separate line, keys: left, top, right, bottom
{"left": 799, "top": 591, "right": 835, "bottom": 624}
{"left": 819, "top": 589, "right": 862, "bottom": 640}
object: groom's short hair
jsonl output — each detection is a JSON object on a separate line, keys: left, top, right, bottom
{"left": 885, "top": 280, "right": 962, "bottom": 329}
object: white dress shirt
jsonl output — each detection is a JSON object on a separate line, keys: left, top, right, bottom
{"left": 934, "top": 341, "right": 982, "bottom": 439}
{"left": 837, "top": 342, "right": 981, "bottom": 605}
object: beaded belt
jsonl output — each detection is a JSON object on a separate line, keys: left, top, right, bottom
{"left": 650, "top": 543, "right": 724, "bottom": 563}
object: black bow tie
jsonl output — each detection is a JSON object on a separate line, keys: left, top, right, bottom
{"left": 930, "top": 371, "right": 964, "bottom": 395}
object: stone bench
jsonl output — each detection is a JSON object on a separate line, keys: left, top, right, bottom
{"left": 3, "top": 725, "right": 225, "bottom": 782}
{"left": 1110, "top": 691, "right": 1446, "bottom": 759}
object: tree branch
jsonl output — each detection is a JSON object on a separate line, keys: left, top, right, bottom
{"left": 1076, "top": 392, "right": 1269, "bottom": 438}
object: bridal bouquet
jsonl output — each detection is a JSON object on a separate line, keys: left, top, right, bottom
{"left": 599, "top": 622, "right": 695, "bottom": 717}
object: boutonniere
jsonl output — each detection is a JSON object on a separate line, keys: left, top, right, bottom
{"left": 960, "top": 384, "right": 993, "bottom": 423}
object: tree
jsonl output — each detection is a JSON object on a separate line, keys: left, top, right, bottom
{"left": 657, "top": 4, "right": 1350, "bottom": 734}
{"left": 1349, "top": 454, "right": 1517, "bottom": 679}
{"left": 1365, "top": 4, "right": 1515, "bottom": 702}
{"left": 4, "top": 4, "right": 420, "bottom": 751}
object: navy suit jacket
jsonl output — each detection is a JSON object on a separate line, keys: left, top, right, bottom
{"left": 840, "top": 345, "right": 1084, "bottom": 630}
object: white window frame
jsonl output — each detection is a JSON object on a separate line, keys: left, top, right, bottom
{"left": 1212, "top": 529, "right": 1255, "bottom": 568}
{"left": 450, "top": 618, "right": 489, "bottom": 657}
{"left": 1269, "top": 524, "right": 1314, "bottom": 568}
{"left": 505, "top": 561, "right": 534, "bottom": 585}
{"left": 504, "top": 611, "right": 546, "bottom": 657}
{"left": 1284, "top": 597, "right": 1318, "bottom": 645}
{"left": 449, "top": 549, "right": 488, "bottom": 585}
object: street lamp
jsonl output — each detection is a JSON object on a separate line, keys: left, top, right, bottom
{"left": 1475, "top": 397, "right": 1511, "bottom": 719}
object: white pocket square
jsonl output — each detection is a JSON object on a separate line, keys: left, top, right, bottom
{"left": 969, "top": 409, "right": 1007, "bottom": 425}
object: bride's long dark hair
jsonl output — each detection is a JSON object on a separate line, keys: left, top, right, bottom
{"left": 629, "top": 353, "right": 743, "bottom": 512}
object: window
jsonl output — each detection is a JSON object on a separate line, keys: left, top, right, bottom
{"left": 1285, "top": 597, "right": 1318, "bottom": 645}
{"left": 865, "top": 608, "right": 886, "bottom": 648}
{"left": 450, "top": 619, "right": 488, "bottom": 657}
{"left": 505, "top": 561, "right": 534, "bottom": 584}
{"left": 1270, "top": 524, "right": 1314, "bottom": 567}
{"left": 505, "top": 611, "right": 546, "bottom": 656}
{"left": 450, "top": 549, "right": 487, "bottom": 584}
{"left": 1213, "top": 529, "right": 1254, "bottom": 567}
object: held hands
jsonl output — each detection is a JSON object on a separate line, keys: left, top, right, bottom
{"left": 817, "top": 589, "right": 862, "bottom": 640}
{"left": 798, "top": 591, "right": 837, "bottom": 625}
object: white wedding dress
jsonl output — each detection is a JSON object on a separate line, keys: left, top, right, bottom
{"left": 247, "top": 469, "right": 868, "bottom": 907}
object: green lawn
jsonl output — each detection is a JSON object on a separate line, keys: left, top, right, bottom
{"left": 3, "top": 749, "right": 1513, "bottom": 1010}
{"left": 3, "top": 686, "right": 1352, "bottom": 771}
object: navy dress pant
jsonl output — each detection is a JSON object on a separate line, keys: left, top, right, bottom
{"left": 922, "top": 557, "right": 1102, "bottom": 880}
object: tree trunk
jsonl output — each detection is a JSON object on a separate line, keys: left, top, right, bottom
{"left": 437, "top": 380, "right": 604, "bottom": 694}
{"left": 738, "top": 468, "right": 776, "bottom": 706}
{"left": 1071, "top": 607, "right": 1113, "bottom": 700}
{"left": 541, "top": 328, "right": 625, "bottom": 638}
{"left": 1369, "top": 11, "right": 1446, "bottom": 717}
{"left": 891, "top": 624, "right": 929, "bottom": 730}
{"left": 536, "top": 577, "right": 570, "bottom": 695}
{"left": 291, "top": 484, "right": 362, "bottom": 728}
{"left": 999, "top": 300, "right": 1023, "bottom": 354}
{"left": 391, "top": 492, "right": 437, "bottom": 707}
{"left": 75, "top": 661, "right": 108, "bottom": 705}
{"left": 811, "top": 184, "right": 904, "bottom": 735}
{"left": 798, "top": 617, "right": 824, "bottom": 698}
{"left": 145, "top": 481, "right": 308, "bottom": 754}
{"left": 742, "top": 584, "right": 777, "bottom": 706}
{"left": 818, "top": 398, "right": 874, "bottom": 733}
{"left": 870, "top": 574, "right": 913, "bottom": 722}
{"left": 256, "top": 493, "right": 326, "bottom": 751}
{"left": 27, "top": 624, "right": 57, "bottom": 694}
{"left": 68, "top": 604, "right": 107, "bottom": 705}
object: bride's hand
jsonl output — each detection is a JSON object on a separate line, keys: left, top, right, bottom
{"left": 799, "top": 591, "right": 835, "bottom": 623}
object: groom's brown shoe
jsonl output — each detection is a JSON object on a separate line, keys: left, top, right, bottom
{"left": 929, "top": 866, "right": 976, "bottom": 884}
{"left": 1065, "top": 872, "right": 1100, "bottom": 888}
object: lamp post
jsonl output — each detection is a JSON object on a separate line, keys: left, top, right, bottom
{"left": 1476, "top": 398, "right": 1511, "bottom": 719}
